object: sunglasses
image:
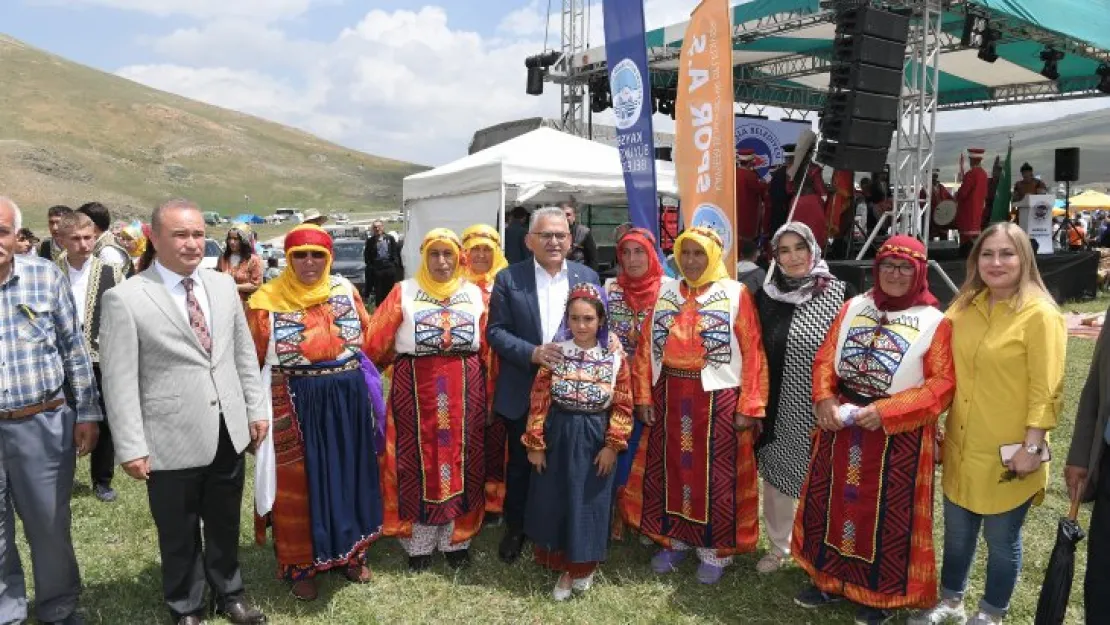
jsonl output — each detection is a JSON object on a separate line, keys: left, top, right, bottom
{"left": 291, "top": 251, "right": 327, "bottom": 260}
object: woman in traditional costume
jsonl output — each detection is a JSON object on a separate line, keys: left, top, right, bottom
{"left": 218, "top": 225, "right": 264, "bottom": 303}
{"left": 461, "top": 224, "right": 510, "bottom": 518}
{"left": 365, "top": 228, "right": 489, "bottom": 571}
{"left": 754, "top": 222, "right": 854, "bottom": 575}
{"left": 791, "top": 235, "right": 956, "bottom": 625}
{"left": 605, "top": 228, "right": 665, "bottom": 538}
{"left": 117, "top": 220, "right": 148, "bottom": 269}
{"left": 523, "top": 282, "right": 633, "bottom": 600}
{"left": 248, "top": 224, "right": 386, "bottom": 601}
{"left": 621, "top": 226, "right": 768, "bottom": 585}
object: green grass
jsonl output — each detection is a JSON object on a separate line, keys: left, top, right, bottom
{"left": 19, "top": 339, "right": 1094, "bottom": 624}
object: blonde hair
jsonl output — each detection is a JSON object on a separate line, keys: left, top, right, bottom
{"left": 952, "top": 222, "right": 1052, "bottom": 311}
{"left": 57, "top": 211, "right": 94, "bottom": 235}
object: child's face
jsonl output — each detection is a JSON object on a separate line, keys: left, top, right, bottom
{"left": 567, "top": 299, "right": 600, "bottom": 346}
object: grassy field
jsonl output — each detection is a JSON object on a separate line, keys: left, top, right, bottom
{"left": 22, "top": 335, "right": 1093, "bottom": 624}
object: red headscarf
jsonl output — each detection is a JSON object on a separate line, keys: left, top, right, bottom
{"left": 871, "top": 235, "right": 939, "bottom": 311}
{"left": 615, "top": 228, "right": 664, "bottom": 311}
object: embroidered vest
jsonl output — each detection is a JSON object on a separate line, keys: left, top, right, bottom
{"left": 649, "top": 279, "right": 744, "bottom": 392}
{"left": 549, "top": 340, "right": 622, "bottom": 413}
{"left": 93, "top": 232, "right": 134, "bottom": 275}
{"left": 393, "top": 279, "right": 484, "bottom": 356}
{"left": 264, "top": 277, "right": 364, "bottom": 367}
{"left": 831, "top": 294, "right": 945, "bottom": 398}
{"left": 64, "top": 258, "right": 123, "bottom": 363}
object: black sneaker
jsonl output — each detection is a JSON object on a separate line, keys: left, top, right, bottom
{"left": 855, "top": 606, "right": 893, "bottom": 625}
{"left": 794, "top": 584, "right": 842, "bottom": 609}
{"left": 444, "top": 549, "right": 470, "bottom": 569}
{"left": 408, "top": 555, "right": 434, "bottom": 572}
{"left": 93, "top": 483, "right": 117, "bottom": 503}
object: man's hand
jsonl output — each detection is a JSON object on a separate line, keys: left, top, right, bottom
{"left": 531, "top": 343, "right": 564, "bottom": 369}
{"left": 1065, "top": 465, "right": 1089, "bottom": 502}
{"left": 74, "top": 422, "right": 100, "bottom": 457}
{"left": 248, "top": 420, "right": 270, "bottom": 452}
{"left": 122, "top": 457, "right": 152, "bottom": 481}
{"left": 635, "top": 406, "right": 655, "bottom": 426}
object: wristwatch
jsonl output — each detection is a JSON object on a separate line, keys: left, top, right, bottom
{"left": 1025, "top": 443, "right": 1043, "bottom": 456}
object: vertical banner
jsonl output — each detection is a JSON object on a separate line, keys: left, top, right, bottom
{"left": 602, "top": 0, "right": 660, "bottom": 247}
{"left": 676, "top": 0, "right": 737, "bottom": 275}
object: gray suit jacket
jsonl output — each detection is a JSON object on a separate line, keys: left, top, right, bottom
{"left": 99, "top": 266, "right": 265, "bottom": 471}
{"left": 1069, "top": 307, "right": 1110, "bottom": 502}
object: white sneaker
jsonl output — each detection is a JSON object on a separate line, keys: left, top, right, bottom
{"left": 906, "top": 600, "right": 967, "bottom": 624}
{"left": 571, "top": 573, "right": 594, "bottom": 593}
{"left": 552, "top": 574, "right": 573, "bottom": 602}
{"left": 967, "top": 612, "right": 1000, "bottom": 625}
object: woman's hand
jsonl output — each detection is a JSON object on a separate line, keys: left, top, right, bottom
{"left": 528, "top": 449, "right": 546, "bottom": 474}
{"left": 733, "top": 414, "right": 762, "bottom": 438}
{"left": 814, "top": 398, "right": 843, "bottom": 432}
{"left": 594, "top": 447, "right": 617, "bottom": 477}
{"left": 635, "top": 406, "right": 655, "bottom": 426}
{"left": 1007, "top": 446, "right": 1044, "bottom": 478}
{"left": 854, "top": 405, "right": 883, "bottom": 431}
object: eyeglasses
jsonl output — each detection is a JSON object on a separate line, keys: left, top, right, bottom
{"left": 291, "top": 251, "right": 327, "bottom": 260}
{"left": 878, "top": 262, "right": 915, "bottom": 276}
{"left": 532, "top": 231, "right": 569, "bottom": 242}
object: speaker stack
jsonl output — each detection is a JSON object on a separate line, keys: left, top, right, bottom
{"left": 816, "top": 5, "right": 910, "bottom": 172}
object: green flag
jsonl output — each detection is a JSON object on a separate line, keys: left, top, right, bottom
{"left": 990, "top": 142, "right": 1013, "bottom": 222}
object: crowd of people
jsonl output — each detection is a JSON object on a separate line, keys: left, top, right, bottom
{"left": 0, "top": 193, "right": 1107, "bottom": 625}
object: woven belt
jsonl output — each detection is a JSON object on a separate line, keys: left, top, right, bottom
{"left": 276, "top": 359, "right": 361, "bottom": 377}
{"left": 0, "top": 398, "right": 65, "bottom": 420}
{"left": 660, "top": 366, "right": 700, "bottom": 380}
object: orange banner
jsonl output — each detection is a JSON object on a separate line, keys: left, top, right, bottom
{"left": 675, "top": 0, "right": 736, "bottom": 276}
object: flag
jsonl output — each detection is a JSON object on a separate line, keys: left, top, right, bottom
{"left": 603, "top": 0, "right": 660, "bottom": 253}
{"left": 676, "top": 0, "right": 737, "bottom": 274}
{"left": 991, "top": 142, "right": 1012, "bottom": 222}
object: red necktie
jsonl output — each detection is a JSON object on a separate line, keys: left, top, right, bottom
{"left": 182, "top": 277, "right": 212, "bottom": 354}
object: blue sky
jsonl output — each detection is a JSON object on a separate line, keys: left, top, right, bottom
{"left": 3, "top": 0, "right": 1109, "bottom": 165}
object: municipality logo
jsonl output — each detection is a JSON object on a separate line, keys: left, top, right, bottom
{"left": 690, "top": 203, "right": 734, "bottom": 255}
{"left": 734, "top": 122, "right": 785, "bottom": 180}
{"left": 611, "top": 58, "right": 644, "bottom": 131}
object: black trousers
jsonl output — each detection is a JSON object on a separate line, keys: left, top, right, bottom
{"left": 501, "top": 414, "right": 530, "bottom": 533}
{"left": 1086, "top": 445, "right": 1110, "bottom": 623}
{"left": 90, "top": 366, "right": 114, "bottom": 487}
{"left": 371, "top": 265, "right": 398, "bottom": 306}
{"left": 146, "top": 421, "right": 245, "bottom": 620}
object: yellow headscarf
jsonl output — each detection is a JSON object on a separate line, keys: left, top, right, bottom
{"left": 461, "top": 224, "right": 508, "bottom": 286}
{"left": 674, "top": 227, "right": 729, "bottom": 288}
{"left": 248, "top": 224, "right": 334, "bottom": 313}
{"left": 416, "top": 228, "right": 465, "bottom": 301}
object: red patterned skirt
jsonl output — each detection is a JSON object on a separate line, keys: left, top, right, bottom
{"left": 379, "top": 353, "right": 487, "bottom": 544}
{"left": 792, "top": 422, "right": 938, "bottom": 609}
{"left": 619, "top": 369, "right": 759, "bottom": 556}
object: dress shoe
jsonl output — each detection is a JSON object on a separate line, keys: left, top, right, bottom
{"left": 497, "top": 530, "right": 526, "bottom": 564}
{"left": 290, "top": 579, "right": 318, "bottom": 601}
{"left": 344, "top": 563, "right": 373, "bottom": 584}
{"left": 176, "top": 616, "right": 205, "bottom": 625}
{"left": 216, "top": 598, "right": 267, "bottom": 625}
{"left": 444, "top": 549, "right": 470, "bottom": 569}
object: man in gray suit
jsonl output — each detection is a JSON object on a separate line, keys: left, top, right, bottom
{"left": 99, "top": 199, "right": 269, "bottom": 625}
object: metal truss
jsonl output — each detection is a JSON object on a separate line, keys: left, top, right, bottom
{"left": 558, "top": 0, "right": 587, "bottom": 136}
{"left": 947, "top": 0, "right": 1110, "bottom": 65}
{"left": 939, "top": 76, "right": 1105, "bottom": 110}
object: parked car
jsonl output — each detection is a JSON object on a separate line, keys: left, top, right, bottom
{"left": 331, "top": 238, "right": 366, "bottom": 295}
{"left": 201, "top": 238, "right": 222, "bottom": 270}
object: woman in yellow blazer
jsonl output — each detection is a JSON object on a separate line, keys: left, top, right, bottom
{"left": 911, "top": 222, "right": 1065, "bottom": 625}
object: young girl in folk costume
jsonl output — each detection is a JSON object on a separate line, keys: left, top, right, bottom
{"left": 604, "top": 228, "right": 666, "bottom": 538}
{"left": 523, "top": 282, "right": 633, "bottom": 600}
{"left": 461, "top": 224, "right": 511, "bottom": 518}
{"left": 365, "top": 228, "right": 489, "bottom": 571}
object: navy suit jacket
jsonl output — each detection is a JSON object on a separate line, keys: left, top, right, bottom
{"left": 487, "top": 259, "right": 599, "bottom": 419}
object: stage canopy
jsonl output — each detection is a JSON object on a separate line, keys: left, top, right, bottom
{"left": 570, "top": 0, "right": 1110, "bottom": 112}
{"left": 401, "top": 127, "right": 677, "bottom": 275}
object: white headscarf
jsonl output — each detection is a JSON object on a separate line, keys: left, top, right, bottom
{"left": 763, "top": 222, "right": 835, "bottom": 305}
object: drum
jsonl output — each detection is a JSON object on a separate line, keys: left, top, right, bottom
{"left": 934, "top": 199, "right": 957, "bottom": 226}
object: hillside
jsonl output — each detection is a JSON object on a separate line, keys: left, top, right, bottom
{"left": 0, "top": 34, "right": 426, "bottom": 224}
{"left": 934, "top": 107, "right": 1110, "bottom": 186}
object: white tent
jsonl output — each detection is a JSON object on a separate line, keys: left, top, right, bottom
{"left": 401, "top": 127, "right": 678, "bottom": 275}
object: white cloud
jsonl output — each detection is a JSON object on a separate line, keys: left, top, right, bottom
{"left": 37, "top": 0, "right": 324, "bottom": 21}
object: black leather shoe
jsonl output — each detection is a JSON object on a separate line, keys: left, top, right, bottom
{"left": 216, "top": 598, "right": 267, "bottom": 625}
{"left": 445, "top": 549, "right": 470, "bottom": 569}
{"left": 408, "top": 554, "right": 434, "bottom": 572}
{"left": 498, "top": 530, "right": 526, "bottom": 564}
{"left": 176, "top": 616, "right": 204, "bottom": 625}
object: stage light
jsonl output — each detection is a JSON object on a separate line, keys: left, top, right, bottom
{"left": 589, "top": 79, "right": 610, "bottom": 113}
{"left": 977, "top": 27, "right": 999, "bottom": 63}
{"left": 961, "top": 12, "right": 986, "bottom": 48}
{"left": 1040, "top": 46, "right": 1064, "bottom": 80}
{"left": 1097, "top": 65, "right": 1110, "bottom": 94}
{"left": 526, "top": 67, "right": 544, "bottom": 95}
{"left": 524, "top": 50, "right": 562, "bottom": 96}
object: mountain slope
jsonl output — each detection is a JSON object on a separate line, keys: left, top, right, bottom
{"left": 0, "top": 34, "right": 425, "bottom": 220}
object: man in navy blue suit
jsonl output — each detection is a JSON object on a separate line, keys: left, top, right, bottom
{"left": 487, "top": 206, "right": 600, "bottom": 563}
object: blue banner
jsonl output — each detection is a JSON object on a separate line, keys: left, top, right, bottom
{"left": 603, "top": 0, "right": 660, "bottom": 248}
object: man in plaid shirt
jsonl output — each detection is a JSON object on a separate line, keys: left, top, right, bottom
{"left": 0, "top": 196, "right": 101, "bottom": 625}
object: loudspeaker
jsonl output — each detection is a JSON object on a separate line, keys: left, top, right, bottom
{"left": 824, "top": 91, "right": 900, "bottom": 123}
{"left": 833, "top": 35, "right": 908, "bottom": 71}
{"left": 816, "top": 142, "right": 888, "bottom": 173}
{"left": 1055, "top": 147, "right": 1080, "bottom": 182}
{"left": 820, "top": 117, "right": 896, "bottom": 149}
{"left": 836, "top": 6, "right": 910, "bottom": 43}
{"left": 654, "top": 147, "right": 673, "bottom": 162}
{"left": 830, "top": 63, "right": 902, "bottom": 96}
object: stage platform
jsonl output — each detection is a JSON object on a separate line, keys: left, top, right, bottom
{"left": 827, "top": 250, "right": 1099, "bottom": 308}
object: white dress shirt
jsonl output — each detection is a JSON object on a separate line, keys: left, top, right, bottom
{"left": 67, "top": 259, "right": 92, "bottom": 326}
{"left": 98, "top": 245, "right": 129, "bottom": 268}
{"left": 154, "top": 260, "right": 212, "bottom": 339}
{"left": 534, "top": 259, "right": 569, "bottom": 343}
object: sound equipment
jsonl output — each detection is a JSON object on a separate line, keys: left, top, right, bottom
{"left": 817, "top": 6, "right": 909, "bottom": 172}
{"left": 934, "top": 199, "right": 958, "bottom": 226}
{"left": 654, "top": 147, "right": 673, "bottom": 162}
{"left": 1055, "top": 147, "right": 1080, "bottom": 182}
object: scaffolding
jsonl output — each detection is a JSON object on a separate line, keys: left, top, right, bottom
{"left": 557, "top": 0, "right": 588, "bottom": 137}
